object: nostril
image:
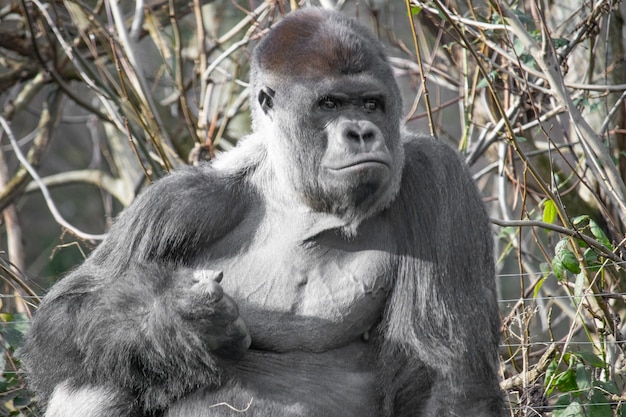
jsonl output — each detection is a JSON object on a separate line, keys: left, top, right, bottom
{"left": 362, "top": 130, "right": 375, "bottom": 141}
{"left": 346, "top": 130, "right": 361, "bottom": 141}
{"left": 340, "top": 121, "right": 381, "bottom": 146}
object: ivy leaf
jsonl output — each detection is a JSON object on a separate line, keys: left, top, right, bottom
{"left": 583, "top": 248, "right": 601, "bottom": 272}
{"left": 573, "top": 352, "right": 605, "bottom": 368}
{"left": 545, "top": 358, "right": 558, "bottom": 393}
{"left": 552, "top": 38, "right": 569, "bottom": 49}
{"left": 510, "top": 9, "right": 534, "bottom": 25}
{"left": 533, "top": 277, "right": 547, "bottom": 299}
{"left": 572, "top": 215, "right": 590, "bottom": 226}
{"left": 589, "top": 219, "right": 612, "bottom": 249}
{"left": 594, "top": 380, "right": 618, "bottom": 396}
{"left": 589, "top": 389, "right": 612, "bottom": 417}
{"left": 574, "top": 272, "right": 585, "bottom": 300}
{"left": 552, "top": 239, "right": 580, "bottom": 280}
{"left": 543, "top": 200, "right": 557, "bottom": 224}
{"left": 553, "top": 399, "right": 584, "bottom": 417}
{"left": 554, "top": 368, "right": 578, "bottom": 393}
{"left": 477, "top": 71, "right": 498, "bottom": 89}
{"left": 575, "top": 363, "right": 591, "bottom": 391}
{"left": 583, "top": 248, "right": 598, "bottom": 265}
{"left": 552, "top": 258, "right": 565, "bottom": 281}
{"left": 564, "top": 254, "right": 582, "bottom": 274}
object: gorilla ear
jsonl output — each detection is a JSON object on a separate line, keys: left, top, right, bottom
{"left": 258, "top": 86, "right": 275, "bottom": 115}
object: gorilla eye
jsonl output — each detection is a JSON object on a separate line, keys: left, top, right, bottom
{"left": 363, "top": 98, "right": 382, "bottom": 112}
{"left": 319, "top": 96, "right": 340, "bottom": 110}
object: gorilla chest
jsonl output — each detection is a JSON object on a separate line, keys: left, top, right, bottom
{"left": 205, "top": 222, "right": 393, "bottom": 350}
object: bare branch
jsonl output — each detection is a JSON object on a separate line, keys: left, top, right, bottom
{"left": 0, "top": 98, "right": 106, "bottom": 241}
{"left": 24, "top": 169, "right": 133, "bottom": 207}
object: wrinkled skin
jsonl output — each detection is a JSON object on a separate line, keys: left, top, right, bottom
{"left": 20, "top": 8, "right": 504, "bottom": 417}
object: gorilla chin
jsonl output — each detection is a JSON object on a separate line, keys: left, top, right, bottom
{"left": 324, "top": 159, "right": 391, "bottom": 190}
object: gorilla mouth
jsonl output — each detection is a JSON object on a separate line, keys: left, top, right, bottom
{"left": 327, "top": 156, "right": 391, "bottom": 171}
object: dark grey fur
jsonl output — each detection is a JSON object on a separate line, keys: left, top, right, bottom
{"left": 20, "top": 8, "right": 503, "bottom": 417}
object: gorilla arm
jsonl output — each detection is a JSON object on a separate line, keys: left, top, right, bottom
{"left": 380, "top": 135, "right": 503, "bottom": 417}
{"left": 20, "top": 167, "right": 251, "bottom": 413}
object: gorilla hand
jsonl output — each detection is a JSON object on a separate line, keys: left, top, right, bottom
{"left": 174, "top": 269, "right": 251, "bottom": 360}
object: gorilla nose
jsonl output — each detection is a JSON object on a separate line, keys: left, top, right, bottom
{"left": 340, "top": 120, "right": 383, "bottom": 151}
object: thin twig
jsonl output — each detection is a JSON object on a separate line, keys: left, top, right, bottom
{"left": 491, "top": 218, "right": 622, "bottom": 264}
{"left": 0, "top": 105, "right": 106, "bottom": 241}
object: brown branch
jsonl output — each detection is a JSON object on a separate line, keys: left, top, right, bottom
{"left": 23, "top": 169, "right": 133, "bottom": 207}
{"left": 0, "top": 86, "right": 62, "bottom": 212}
{"left": 491, "top": 218, "right": 623, "bottom": 264}
{"left": 500, "top": 343, "right": 557, "bottom": 391}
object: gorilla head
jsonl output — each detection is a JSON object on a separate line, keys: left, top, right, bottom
{"left": 249, "top": 9, "right": 405, "bottom": 229}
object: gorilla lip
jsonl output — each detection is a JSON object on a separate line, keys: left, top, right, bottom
{"left": 327, "top": 157, "right": 391, "bottom": 171}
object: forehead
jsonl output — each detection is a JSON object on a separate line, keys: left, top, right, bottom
{"left": 307, "top": 74, "right": 389, "bottom": 97}
{"left": 254, "top": 10, "right": 387, "bottom": 79}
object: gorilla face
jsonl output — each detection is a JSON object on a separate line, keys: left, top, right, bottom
{"left": 313, "top": 82, "right": 400, "bottom": 211}
{"left": 252, "top": 9, "right": 405, "bottom": 224}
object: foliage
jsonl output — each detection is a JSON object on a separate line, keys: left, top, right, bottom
{"left": 0, "top": 0, "right": 625, "bottom": 416}
{"left": 547, "top": 352, "right": 625, "bottom": 417}
{"left": 0, "top": 313, "right": 37, "bottom": 416}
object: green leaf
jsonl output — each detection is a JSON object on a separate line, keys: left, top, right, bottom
{"left": 562, "top": 251, "right": 581, "bottom": 274}
{"left": 554, "top": 368, "right": 579, "bottom": 393}
{"left": 0, "top": 313, "right": 30, "bottom": 350}
{"left": 589, "top": 220, "right": 612, "bottom": 249}
{"left": 519, "top": 53, "right": 536, "bottom": 66}
{"left": 543, "top": 200, "right": 558, "bottom": 224}
{"left": 588, "top": 389, "right": 612, "bottom": 417}
{"left": 533, "top": 277, "right": 547, "bottom": 299}
{"left": 552, "top": 239, "right": 580, "bottom": 279}
{"left": 575, "top": 363, "right": 591, "bottom": 391}
{"left": 12, "top": 395, "right": 32, "bottom": 408}
{"left": 545, "top": 359, "right": 558, "bottom": 393}
{"left": 552, "top": 38, "right": 569, "bottom": 49}
{"left": 0, "top": 349, "right": 5, "bottom": 377}
{"left": 513, "top": 38, "right": 526, "bottom": 56}
{"left": 554, "top": 396, "right": 584, "bottom": 417}
{"left": 477, "top": 71, "right": 498, "bottom": 89}
{"left": 573, "top": 352, "right": 605, "bottom": 368}
{"left": 594, "top": 380, "right": 618, "bottom": 395}
{"left": 491, "top": 13, "right": 503, "bottom": 25}
{"left": 552, "top": 258, "right": 565, "bottom": 281}
{"left": 583, "top": 248, "right": 599, "bottom": 268}
{"left": 572, "top": 215, "right": 590, "bottom": 226}
{"left": 411, "top": 6, "right": 422, "bottom": 16}
{"left": 540, "top": 262, "right": 552, "bottom": 277}
{"left": 573, "top": 96, "right": 590, "bottom": 108}
{"left": 498, "top": 226, "right": 518, "bottom": 239}
{"left": 510, "top": 8, "right": 534, "bottom": 25}
{"left": 574, "top": 272, "right": 585, "bottom": 300}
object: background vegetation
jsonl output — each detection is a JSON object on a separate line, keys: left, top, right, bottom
{"left": 1, "top": 0, "right": 625, "bottom": 415}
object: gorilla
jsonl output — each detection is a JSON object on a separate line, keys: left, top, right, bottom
{"left": 20, "top": 8, "right": 503, "bottom": 417}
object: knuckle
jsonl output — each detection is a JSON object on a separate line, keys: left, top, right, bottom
{"left": 191, "top": 280, "right": 223, "bottom": 301}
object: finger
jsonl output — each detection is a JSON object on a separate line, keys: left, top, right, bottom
{"left": 209, "top": 319, "right": 251, "bottom": 360}
{"left": 192, "top": 269, "right": 224, "bottom": 283}
{"left": 204, "top": 294, "right": 239, "bottom": 325}
{"left": 190, "top": 279, "right": 224, "bottom": 302}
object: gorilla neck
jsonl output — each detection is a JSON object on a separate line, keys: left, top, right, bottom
{"left": 213, "top": 134, "right": 391, "bottom": 238}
